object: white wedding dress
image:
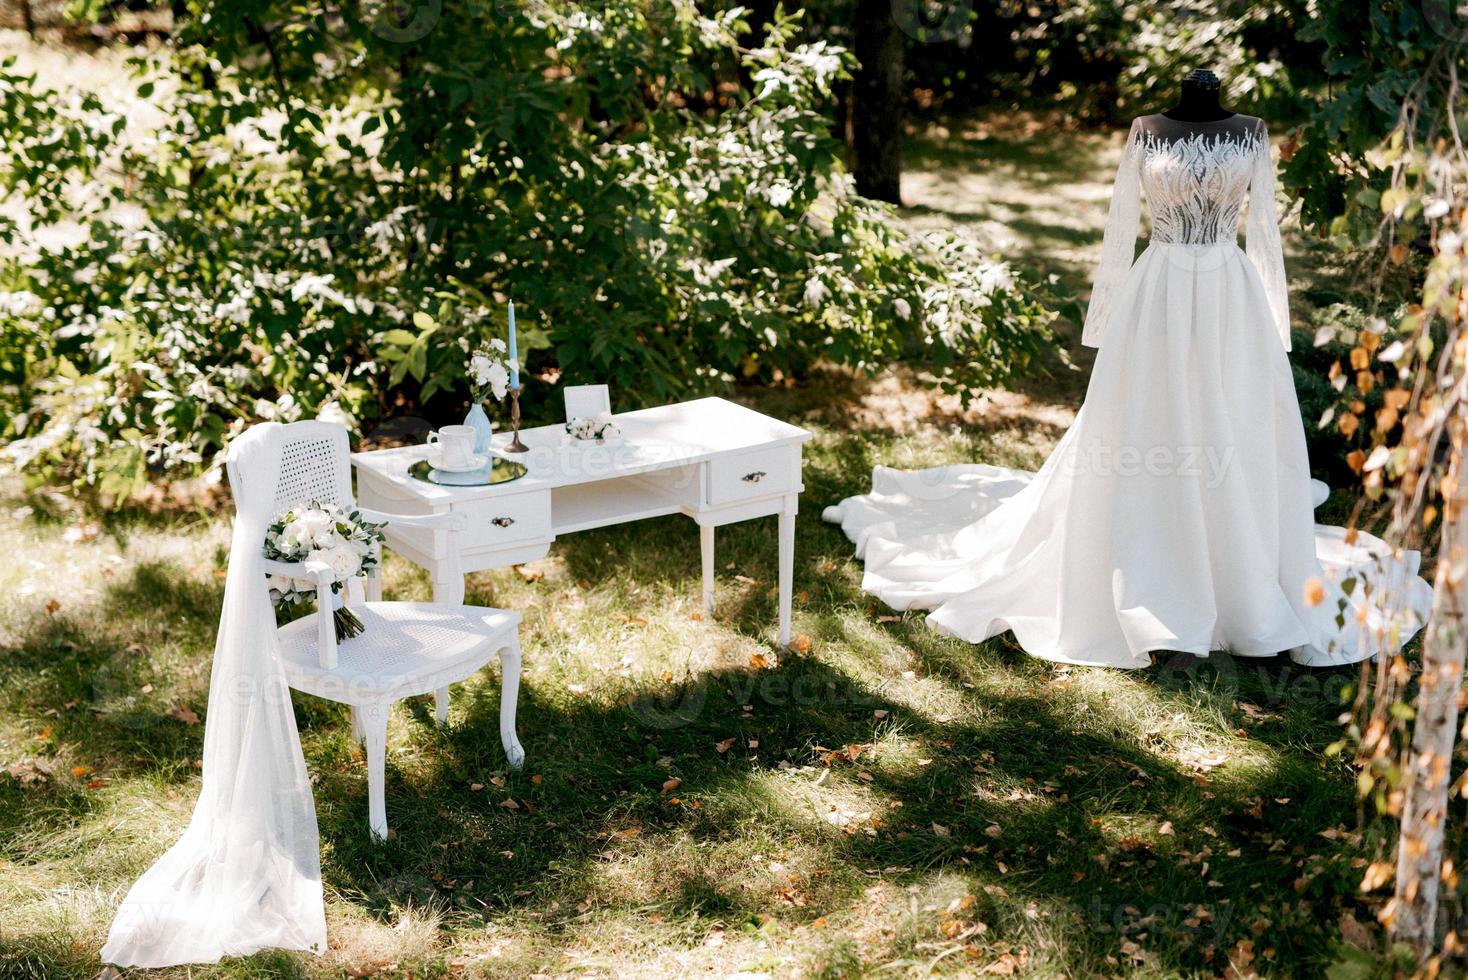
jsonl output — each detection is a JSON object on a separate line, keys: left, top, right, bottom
{"left": 825, "top": 114, "right": 1433, "bottom": 668}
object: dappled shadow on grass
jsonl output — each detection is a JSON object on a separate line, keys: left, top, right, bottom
{"left": 905, "top": 127, "right": 1107, "bottom": 191}
{"left": 302, "top": 637, "right": 1363, "bottom": 978}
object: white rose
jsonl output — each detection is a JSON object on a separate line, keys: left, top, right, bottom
{"left": 470, "top": 354, "right": 493, "bottom": 385}
{"left": 487, "top": 361, "right": 509, "bottom": 400}
{"left": 296, "top": 508, "right": 333, "bottom": 543}
{"left": 326, "top": 544, "right": 361, "bottom": 580}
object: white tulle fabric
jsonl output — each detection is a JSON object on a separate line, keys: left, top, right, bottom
{"left": 825, "top": 115, "right": 1433, "bottom": 668}
{"left": 102, "top": 423, "right": 326, "bottom": 967}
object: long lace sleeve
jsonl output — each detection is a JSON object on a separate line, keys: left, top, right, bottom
{"left": 1082, "top": 118, "right": 1143, "bottom": 348}
{"left": 1245, "top": 120, "right": 1291, "bottom": 351}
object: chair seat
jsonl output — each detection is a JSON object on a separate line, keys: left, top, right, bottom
{"left": 278, "top": 601, "right": 521, "bottom": 704}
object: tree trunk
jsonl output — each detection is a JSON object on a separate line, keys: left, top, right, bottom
{"left": 1392, "top": 444, "right": 1468, "bottom": 952}
{"left": 852, "top": 0, "right": 904, "bottom": 204}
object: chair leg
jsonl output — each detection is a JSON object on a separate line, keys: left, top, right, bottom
{"left": 350, "top": 706, "right": 366, "bottom": 745}
{"left": 361, "top": 702, "right": 390, "bottom": 842}
{"left": 498, "top": 639, "right": 525, "bottom": 769}
{"left": 434, "top": 686, "right": 450, "bottom": 726}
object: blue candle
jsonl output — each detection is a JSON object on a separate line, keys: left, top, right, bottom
{"left": 507, "top": 301, "right": 520, "bottom": 389}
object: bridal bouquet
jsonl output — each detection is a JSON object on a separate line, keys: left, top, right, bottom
{"left": 264, "top": 501, "right": 387, "bottom": 640}
{"left": 565, "top": 412, "right": 621, "bottom": 442}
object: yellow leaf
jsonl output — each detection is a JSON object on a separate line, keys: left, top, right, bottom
{"left": 1359, "top": 861, "right": 1394, "bottom": 892}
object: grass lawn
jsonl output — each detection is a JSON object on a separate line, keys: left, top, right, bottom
{"left": 0, "top": 378, "right": 1393, "bottom": 979}
{"left": 0, "top": 93, "right": 1399, "bottom": 977}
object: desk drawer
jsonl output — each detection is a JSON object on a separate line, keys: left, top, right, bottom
{"left": 455, "top": 491, "right": 552, "bottom": 549}
{"left": 707, "top": 445, "right": 799, "bottom": 505}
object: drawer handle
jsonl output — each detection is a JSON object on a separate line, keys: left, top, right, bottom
{"left": 491, "top": 516, "right": 516, "bottom": 528}
{"left": 742, "top": 470, "right": 767, "bottom": 483}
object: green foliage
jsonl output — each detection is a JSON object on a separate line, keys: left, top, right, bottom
{"left": 1281, "top": 0, "right": 1455, "bottom": 243}
{"left": 0, "top": 1, "right": 1054, "bottom": 496}
{"left": 826, "top": 0, "right": 1312, "bottom": 123}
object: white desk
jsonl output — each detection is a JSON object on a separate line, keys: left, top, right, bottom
{"left": 352, "top": 397, "right": 814, "bottom": 644}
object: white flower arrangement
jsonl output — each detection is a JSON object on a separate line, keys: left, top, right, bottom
{"left": 564, "top": 412, "right": 621, "bottom": 443}
{"left": 264, "top": 500, "right": 386, "bottom": 641}
{"left": 467, "top": 338, "right": 512, "bottom": 403}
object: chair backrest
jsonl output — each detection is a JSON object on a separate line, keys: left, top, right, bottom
{"left": 225, "top": 420, "right": 355, "bottom": 516}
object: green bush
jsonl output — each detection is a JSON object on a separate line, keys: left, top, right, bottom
{"left": 0, "top": 1, "right": 1055, "bottom": 498}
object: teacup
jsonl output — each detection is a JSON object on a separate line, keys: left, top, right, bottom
{"left": 427, "top": 425, "right": 477, "bottom": 469}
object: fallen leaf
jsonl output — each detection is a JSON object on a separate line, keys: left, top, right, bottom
{"left": 932, "top": 822, "right": 950, "bottom": 838}
{"left": 513, "top": 564, "right": 544, "bottom": 583}
{"left": 166, "top": 704, "right": 201, "bottom": 725}
{"left": 750, "top": 653, "right": 772, "bottom": 670}
{"left": 470, "top": 783, "right": 484, "bottom": 792}
{"left": 44, "top": 599, "right": 60, "bottom": 615}
{"left": 1359, "top": 861, "right": 1393, "bottom": 892}
{"left": 500, "top": 798, "right": 520, "bottom": 810}
{"left": 71, "top": 765, "right": 92, "bottom": 778}
{"left": 661, "top": 777, "right": 682, "bottom": 795}
{"left": 787, "top": 634, "right": 812, "bottom": 654}
{"left": 715, "top": 738, "right": 735, "bottom": 754}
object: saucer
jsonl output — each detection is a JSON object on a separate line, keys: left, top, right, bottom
{"left": 426, "top": 450, "right": 490, "bottom": 473}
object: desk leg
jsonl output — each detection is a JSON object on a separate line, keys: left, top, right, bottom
{"left": 778, "top": 497, "right": 796, "bottom": 647}
{"left": 700, "top": 524, "right": 715, "bottom": 616}
{"left": 433, "top": 565, "right": 466, "bottom": 606}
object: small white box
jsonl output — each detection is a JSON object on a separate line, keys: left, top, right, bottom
{"left": 563, "top": 384, "right": 611, "bottom": 420}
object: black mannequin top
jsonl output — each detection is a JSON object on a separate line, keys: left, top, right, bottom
{"left": 1162, "top": 69, "right": 1236, "bottom": 122}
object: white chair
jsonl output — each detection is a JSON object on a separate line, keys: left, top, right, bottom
{"left": 225, "top": 420, "right": 524, "bottom": 842}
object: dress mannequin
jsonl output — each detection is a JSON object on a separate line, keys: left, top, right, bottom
{"left": 1163, "top": 69, "right": 1235, "bottom": 122}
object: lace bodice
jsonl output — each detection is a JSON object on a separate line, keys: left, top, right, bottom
{"left": 1082, "top": 114, "right": 1290, "bottom": 351}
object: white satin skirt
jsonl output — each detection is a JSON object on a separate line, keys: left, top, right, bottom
{"left": 824, "top": 243, "right": 1433, "bottom": 667}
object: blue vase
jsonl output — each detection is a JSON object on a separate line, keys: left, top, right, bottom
{"left": 464, "top": 401, "right": 494, "bottom": 454}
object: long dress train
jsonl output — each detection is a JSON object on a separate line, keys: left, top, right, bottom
{"left": 824, "top": 114, "right": 1432, "bottom": 668}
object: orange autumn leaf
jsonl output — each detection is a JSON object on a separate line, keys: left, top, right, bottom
{"left": 750, "top": 653, "right": 772, "bottom": 670}
{"left": 787, "top": 633, "right": 812, "bottom": 654}
{"left": 1360, "top": 861, "right": 1394, "bottom": 892}
{"left": 1338, "top": 413, "right": 1360, "bottom": 437}
{"left": 1304, "top": 577, "right": 1327, "bottom": 607}
{"left": 660, "top": 777, "right": 682, "bottom": 795}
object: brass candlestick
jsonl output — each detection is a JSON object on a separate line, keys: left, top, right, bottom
{"left": 505, "top": 385, "right": 529, "bottom": 453}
